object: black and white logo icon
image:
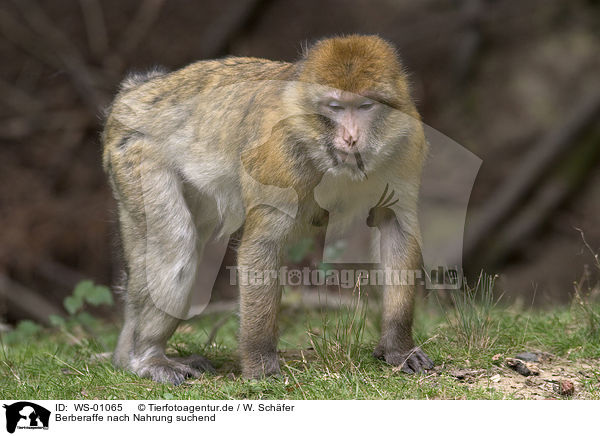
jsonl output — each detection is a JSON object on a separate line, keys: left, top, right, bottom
{"left": 3, "top": 402, "right": 50, "bottom": 434}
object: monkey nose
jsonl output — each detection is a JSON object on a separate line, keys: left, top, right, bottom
{"left": 342, "top": 130, "right": 358, "bottom": 147}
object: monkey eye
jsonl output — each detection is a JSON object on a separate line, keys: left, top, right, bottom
{"left": 358, "top": 102, "right": 375, "bottom": 110}
{"left": 326, "top": 101, "right": 344, "bottom": 111}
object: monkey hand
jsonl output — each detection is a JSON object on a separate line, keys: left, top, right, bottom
{"left": 373, "top": 345, "right": 434, "bottom": 374}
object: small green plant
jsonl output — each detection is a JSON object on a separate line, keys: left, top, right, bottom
{"left": 1, "top": 280, "right": 113, "bottom": 345}
{"left": 446, "top": 272, "right": 501, "bottom": 352}
{"left": 307, "top": 279, "right": 369, "bottom": 373}
{"left": 1, "top": 320, "right": 42, "bottom": 345}
{"left": 50, "top": 280, "right": 114, "bottom": 330}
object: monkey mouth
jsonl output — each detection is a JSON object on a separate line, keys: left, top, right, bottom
{"left": 330, "top": 149, "right": 368, "bottom": 177}
{"left": 333, "top": 149, "right": 350, "bottom": 161}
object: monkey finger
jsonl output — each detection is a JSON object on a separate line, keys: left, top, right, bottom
{"left": 417, "top": 352, "right": 435, "bottom": 370}
{"left": 400, "top": 361, "right": 416, "bottom": 374}
{"left": 399, "top": 350, "right": 433, "bottom": 374}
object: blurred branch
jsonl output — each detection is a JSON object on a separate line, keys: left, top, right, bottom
{"left": 0, "top": 77, "right": 44, "bottom": 114}
{"left": 394, "top": 0, "right": 544, "bottom": 58}
{"left": 200, "top": 0, "right": 274, "bottom": 57}
{"left": 0, "top": 6, "right": 59, "bottom": 67}
{"left": 115, "top": 0, "right": 166, "bottom": 59}
{"left": 483, "top": 142, "right": 600, "bottom": 267}
{"left": 4, "top": 0, "right": 110, "bottom": 112}
{"left": 0, "top": 117, "right": 38, "bottom": 140}
{"left": 0, "top": 109, "right": 91, "bottom": 140}
{"left": 0, "top": 274, "right": 64, "bottom": 324}
{"left": 452, "top": 0, "right": 485, "bottom": 84}
{"left": 464, "top": 90, "right": 600, "bottom": 265}
{"left": 0, "top": 72, "right": 44, "bottom": 138}
{"left": 38, "top": 260, "right": 87, "bottom": 291}
{"left": 79, "top": 0, "right": 110, "bottom": 60}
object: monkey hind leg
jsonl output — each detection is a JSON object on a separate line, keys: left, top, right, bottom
{"left": 125, "top": 308, "right": 215, "bottom": 385}
{"left": 374, "top": 231, "right": 434, "bottom": 374}
{"left": 111, "top": 156, "right": 213, "bottom": 383}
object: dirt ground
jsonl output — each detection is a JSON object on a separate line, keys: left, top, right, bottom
{"left": 443, "top": 354, "right": 599, "bottom": 399}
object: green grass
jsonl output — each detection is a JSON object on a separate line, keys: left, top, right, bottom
{"left": 2, "top": 286, "right": 600, "bottom": 400}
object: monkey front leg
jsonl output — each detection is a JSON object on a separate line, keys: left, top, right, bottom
{"left": 237, "top": 210, "right": 287, "bottom": 379}
{"left": 373, "top": 223, "right": 434, "bottom": 373}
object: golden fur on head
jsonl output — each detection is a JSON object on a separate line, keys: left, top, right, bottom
{"left": 299, "top": 35, "right": 407, "bottom": 101}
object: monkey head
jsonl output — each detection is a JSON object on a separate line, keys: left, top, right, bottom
{"left": 282, "top": 35, "right": 422, "bottom": 179}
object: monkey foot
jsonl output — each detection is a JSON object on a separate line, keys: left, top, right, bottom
{"left": 172, "top": 354, "right": 215, "bottom": 373}
{"left": 136, "top": 355, "right": 213, "bottom": 385}
{"left": 373, "top": 345, "right": 434, "bottom": 374}
{"left": 241, "top": 354, "right": 281, "bottom": 379}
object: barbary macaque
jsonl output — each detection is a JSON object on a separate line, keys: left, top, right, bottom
{"left": 102, "top": 34, "right": 433, "bottom": 383}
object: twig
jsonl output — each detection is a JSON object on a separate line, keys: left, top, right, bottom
{"left": 78, "top": 0, "right": 109, "bottom": 60}
{"left": 575, "top": 228, "right": 600, "bottom": 270}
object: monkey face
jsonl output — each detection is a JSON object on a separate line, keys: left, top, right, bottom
{"left": 317, "top": 90, "right": 379, "bottom": 157}
{"left": 288, "top": 85, "right": 415, "bottom": 178}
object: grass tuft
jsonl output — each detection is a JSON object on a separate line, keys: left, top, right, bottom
{"left": 447, "top": 272, "right": 501, "bottom": 352}
{"left": 306, "top": 280, "right": 369, "bottom": 373}
{"left": 572, "top": 230, "right": 600, "bottom": 339}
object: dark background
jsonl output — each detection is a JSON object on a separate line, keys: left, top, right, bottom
{"left": 1, "top": 0, "right": 599, "bottom": 324}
